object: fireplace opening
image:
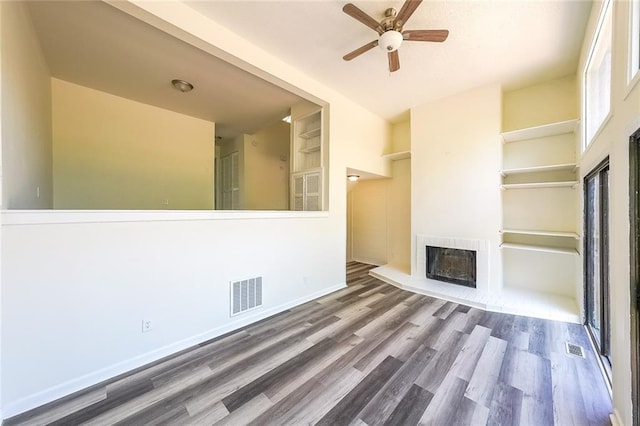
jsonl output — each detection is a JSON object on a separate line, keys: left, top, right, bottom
{"left": 426, "top": 245, "right": 477, "bottom": 288}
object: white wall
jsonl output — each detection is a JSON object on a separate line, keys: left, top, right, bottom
{"left": 0, "top": 0, "right": 391, "bottom": 417}
{"left": 577, "top": 1, "right": 640, "bottom": 424}
{"left": 1, "top": 2, "right": 52, "bottom": 209}
{"left": 52, "top": 79, "right": 215, "bottom": 210}
{"left": 411, "top": 83, "right": 503, "bottom": 292}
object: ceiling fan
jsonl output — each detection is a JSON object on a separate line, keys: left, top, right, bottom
{"left": 342, "top": 0, "right": 449, "bottom": 72}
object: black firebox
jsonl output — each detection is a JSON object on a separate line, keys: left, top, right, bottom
{"left": 425, "top": 246, "right": 477, "bottom": 288}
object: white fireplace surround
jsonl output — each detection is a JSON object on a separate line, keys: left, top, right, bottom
{"left": 416, "top": 235, "right": 490, "bottom": 293}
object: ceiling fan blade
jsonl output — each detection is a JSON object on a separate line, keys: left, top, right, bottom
{"left": 343, "top": 40, "right": 379, "bottom": 61}
{"left": 388, "top": 50, "right": 400, "bottom": 72}
{"left": 402, "top": 29, "right": 449, "bottom": 42}
{"left": 343, "top": 3, "right": 383, "bottom": 34}
{"left": 394, "top": 0, "right": 423, "bottom": 28}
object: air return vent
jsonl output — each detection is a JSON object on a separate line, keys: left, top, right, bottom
{"left": 565, "top": 342, "right": 585, "bottom": 358}
{"left": 230, "top": 276, "right": 263, "bottom": 316}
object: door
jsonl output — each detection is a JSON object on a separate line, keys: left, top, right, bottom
{"left": 220, "top": 152, "right": 240, "bottom": 210}
{"left": 584, "top": 158, "right": 611, "bottom": 375}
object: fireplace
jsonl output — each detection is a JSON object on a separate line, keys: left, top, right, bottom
{"left": 426, "top": 245, "right": 477, "bottom": 288}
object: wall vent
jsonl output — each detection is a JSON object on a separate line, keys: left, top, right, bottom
{"left": 230, "top": 276, "right": 263, "bottom": 316}
{"left": 566, "top": 342, "right": 585, "bottom": 358}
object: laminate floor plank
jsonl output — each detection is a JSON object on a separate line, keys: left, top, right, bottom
{"left": 315, "top": 356, "right": 403, "bottom": 426}
{"left": 358, "top": 344, "right": 437, "bottom": 425}
{"left": 6, "top": 262, "right": 612, "bottom": 426}
{"left": 465, "top": 335, "right": 509, "bottom": 407}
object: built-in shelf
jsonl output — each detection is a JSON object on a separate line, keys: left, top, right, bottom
{"left": 382, "top": 151, "right": 411, "bottom": 161}
{"left": 501, "top": 229, "right": 580, "bottom": 239}
{"left": 299, "top": 128, "right": 321, "bottom": 139}
{"left": 500, "top": 163, "right": 577, "bottom": 176}
{"left": 299, "top": 144, "right": 321, "bottom": 154}
{"left": 501, "top": 119, "right": 579, "bottom": 143}
{"left": 501, "top": 181, "right": 579, "bottom": 190}
{"left": 500, "top": 242, "right": 578, "bottom": 255}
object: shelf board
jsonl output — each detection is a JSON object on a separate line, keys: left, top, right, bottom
{"left": 382, "top": 151, "right": 411, "bottom": 161}
{"left": 500, "top": 243, "right": 578, "bottom": 255}
{"left": 501, "top": 229, "right": 580, "bottom": 239}
{"left": 501, "top": 181, "right": 578, "bottom": 190}
{"left": 501, "top": 163, "right": 577, "bottom": 176}
{"left": 299, "top": 128, "right": 321, "bottom": 139}
{"left": 299, "top": 145, "right": 321, "bottom": 154}
{"left": 501, "top": 119, "right": 579, "bottom": 143}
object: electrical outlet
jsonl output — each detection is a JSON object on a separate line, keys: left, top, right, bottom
{"left": 36, "top": 186, "right": 40, "bottom": 198}
{"left": 162, "top": 199, "right": 169, "bottom": 205}
{"left": 142, "top": 319, "right": 153, "bottom": 333}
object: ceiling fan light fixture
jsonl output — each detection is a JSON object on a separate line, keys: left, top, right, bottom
{"left": 378, "top": 30, "right": 403, "bottom": 52}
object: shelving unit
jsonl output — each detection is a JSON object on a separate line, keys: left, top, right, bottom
{"left": 500, "top": 243, "right": 578, "bottom": 255}
{"left": 501, "top": 181, "right": 579, "bottom": 190}
{"left": 500, "top": 119, "right": 580, "bottom": 298}
{"left": 382, "top": 151, "right": 411, "bottom": 161}
{"left": 501, "top": 229, "right": 579, "bottom": 239}
{"left": 291, "top": 107, "right": 323, "bottom": 211}
{"left": 500, "top": 163, "right": 577, "bottom": 176}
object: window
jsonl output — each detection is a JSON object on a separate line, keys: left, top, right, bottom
{"left": 583, "top": 0, "right": 613, "bottom": 149}
{"left": 584, "top": 158, "right": 611, "bottom": 380}
{"left": 630, "top": 0, "right": 640, "bottom": 85}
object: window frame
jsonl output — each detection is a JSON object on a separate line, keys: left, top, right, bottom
{"left": 627, "top": 0, "right": 640, "bottom": 94}
{"left": 583, "top": 157, "right": 612, "bottom": 383}
{"left": 582, "top": 0, "right": 614, "bottom": 151}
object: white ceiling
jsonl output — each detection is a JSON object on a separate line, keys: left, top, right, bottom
{"left": 26, "top": 1, "right": 309, "bottom": 139}
{"left": 186, "top": 0, "right": 593, "bottom": 122}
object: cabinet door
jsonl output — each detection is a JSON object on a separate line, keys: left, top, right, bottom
{"left": 290, "top": 170, "right": 322, "bottom": 211}
{"left": 304, "top": 171, "right": 321, "bottom": 211}
{"left": 292, "top": 174, "right": 304, "bottom": 211}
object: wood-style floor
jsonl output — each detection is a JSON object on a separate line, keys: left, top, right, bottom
{"left": 7, "top": 262, "right": 612, "bottom": 425}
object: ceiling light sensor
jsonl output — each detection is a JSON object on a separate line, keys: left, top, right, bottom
{"left": 347, "top": 174, "right": 360, "bottom": 182}
{"left": 171, "top": 79, "right": 194, "bottom": 93}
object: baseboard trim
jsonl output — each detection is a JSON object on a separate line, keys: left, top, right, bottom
{"left": 1, "top": 282, "right": 346, "bottom": 420}
{"left": 609, "top": 409, "right": 623, "bottom": 426}
{"left": 351, "top": 257, "right": 384, "bottom": 267}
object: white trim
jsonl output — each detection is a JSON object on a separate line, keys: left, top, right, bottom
{"left": 582, "top": 0, "right": 614, "bottom": 151}
{"left": 1, "top": 209, "right": 329, "bottom": 226}
{"left": 627, "top": 0, "right": 640, "bottom": 89}
{"left": 609, "top": 410, "right": 623, "bottom": 426}
{"left": 0, "top": 282, "right": 345, "bottom": 419}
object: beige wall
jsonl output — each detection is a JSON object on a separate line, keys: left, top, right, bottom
{"left": 411, "top": 83, "right": 503, "bottom": 290}
{"left": 1, "top": 2, "right": 52, "bottom": 209}
{"left": 390, "top": 120, "right": 410, "bottom": 153}
{"left": 348, "top": 119, "right": 412, "bottom": 269}
{"left": 243, "top": 121, "right": 290, "bottom": 210}
{"left": 350, "top": 178, "right": 388, "bottom": 266}
{"left": 52, "top": 79, "right": 215, "bottom": 210}
{"left": 387, "top": 158, "right": 411, "bottom": 272}
{"left": 502, "top": 74, "right": 578, "bottom": 131}
{"left": 577, "top": 1, "right": 640, "bottom": 424}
